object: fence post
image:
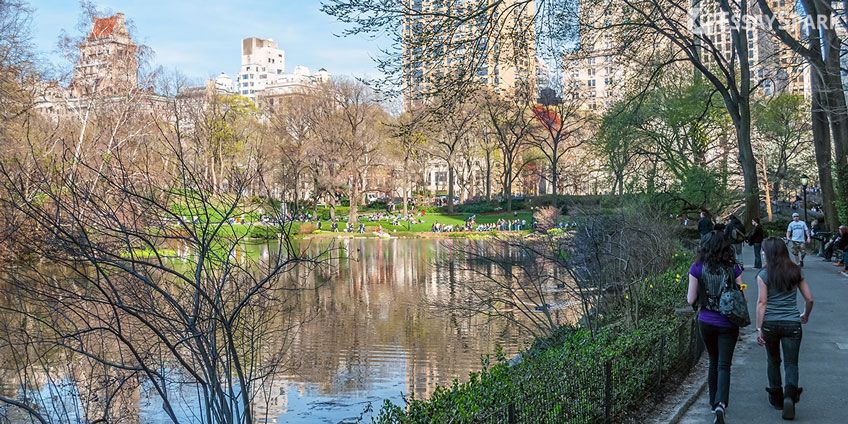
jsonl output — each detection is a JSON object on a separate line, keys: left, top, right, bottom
{"left": 655, "top": 333, "right": 666, "bottom": 403}
{"left": 508, "top": 402, "right": 517, "bottom": 424}
{"left": 604, "top": 359, "right": 612, "bottom": 424}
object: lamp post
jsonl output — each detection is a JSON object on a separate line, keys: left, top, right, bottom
{"left": 800, "top": 174, "right": 809, "bottom": 224}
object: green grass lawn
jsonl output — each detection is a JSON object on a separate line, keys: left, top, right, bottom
{"left": 309, "top": 211, "right": 536, "bottom": 233}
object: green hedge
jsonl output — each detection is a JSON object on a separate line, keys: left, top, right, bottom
{"left": 374, "top": 258, "right": 694, "bottom": 423}
{"left": 762, "top": 219, "right": 791, "bottom": 237}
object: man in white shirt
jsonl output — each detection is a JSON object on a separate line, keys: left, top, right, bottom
{"left": 786, "top": 212, "right": 811, "bottom": 267}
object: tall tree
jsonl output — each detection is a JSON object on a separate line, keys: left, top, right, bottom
{"left": 529, "top": 93, "right": 587, "bottom": 196}
{"left": 752, "top": 93, "right": 814, "bottom": 214}
{"left": 480, "top": 91, "right": 537, "bottom": 211}
{"left": 756, "top": 0, "right": 845, "bottom": 224}
{"left": 427, "top": 99, "right": 478, "bottom": 214}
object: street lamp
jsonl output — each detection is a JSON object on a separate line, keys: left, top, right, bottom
{"left": 800, "top": 174, "right": 809, "bottom": 224}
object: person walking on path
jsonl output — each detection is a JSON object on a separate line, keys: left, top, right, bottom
{"left": 727, "top": 215, "right": 746, "bottom": 270}
{"left": 747, "top": 218, "right": 766, "bottom": 269}
{"left": 699, "top": 211, "right": 714, "bottom": 242}
{"left": 756, "top": 237, "right": 814, "bottom": 420}
{"left": 687, "top": 231, "right": 745, "bottom": 424}
{"left": 786, "top": 213, "right": 810, "bottom": 267}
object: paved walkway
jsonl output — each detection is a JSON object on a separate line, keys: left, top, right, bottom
{"left": 677, "top": 244, "right": 848, "bottom": 423}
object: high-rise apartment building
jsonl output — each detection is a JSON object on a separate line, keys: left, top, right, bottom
{"left": 697, "top": 1, "right": 807, "bottom": 96}
{"left": 70, "top": 13, "right": 137, "bottom": 98}
{"left": 565, "top": 1, "right": 809, "bottom": 113}
{"left": 402, "top": 0, "right": 537, "bottom": 110}
{"left": 236, "top": 37, "right": 286, "bottom": 100}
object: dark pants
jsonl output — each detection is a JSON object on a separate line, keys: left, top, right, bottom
{"left": 843, "top": 251, "right": 848, "bottom": 270}
{"left": 762, "top": 320, "right": 802, "bottom": 389}
{"left": 699, "top": 321, "right": 739, "bottom": 408}
{"left": 753, "top": 243, "right": 762, "bottom": 268}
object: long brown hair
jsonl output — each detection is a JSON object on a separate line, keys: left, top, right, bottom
{"left": 697, "top": 230, "right": 736, "bottom": 269}
{"left": 762, "top": 237, "right": 802, "bottom": 292}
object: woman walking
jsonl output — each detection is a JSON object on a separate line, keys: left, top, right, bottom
{"left": 757, "top": 237, "right": 814, "bottom": 420}
{"left": 747, "top": 218, "right": 766, "bottom": 269}
{"left": 688, "top": 231, "right": 745, "bottom": 423}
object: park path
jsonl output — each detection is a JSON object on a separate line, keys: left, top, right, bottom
{"left": 675, "top": 244, "right": 848, "bottom": 423}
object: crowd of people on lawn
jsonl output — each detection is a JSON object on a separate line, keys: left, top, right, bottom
{"left": 260, "top": 210, "right": 578, "bottom": 234}
{"left": 690, "top": 211, "right": 815, "bottom": 423}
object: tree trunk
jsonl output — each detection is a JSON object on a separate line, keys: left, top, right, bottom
{"left": 403, "top": 156, "right": 410, "bottom": 217}
{"left": 822, "top": 49, "right": 848, "bottom": 223}
{"left": 348, "top": 179, "right": 359, "bottom": 227}
{"left": 504, "top": 163, "right": 513, "bottom": 212}
{"left": 736, "top": 100, "right": 761, "bottom": 230}
{"left": 485, "top": 150, "right": 492, "bottom": 201}
{"left": 550, "top": 157, "right": 558, "bottom": 196}
{"left": 447, "top": 162, "right": 455, "bottom": 214}
{"left": 811, "top": 68, "right": 839, "bottom": 230}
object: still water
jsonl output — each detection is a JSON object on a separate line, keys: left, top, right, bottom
{"left": 1, "top": 238, "right": 565, "bottom": 423}
{"left": 238, "top": 238, "right": 527, "bottom": 423}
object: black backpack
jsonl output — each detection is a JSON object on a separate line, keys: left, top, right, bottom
{"left": 730, "top": 224, "right": 745, "bottom": 243}
{"left": 699, "top": 264, "right": 731, "bottom": 312}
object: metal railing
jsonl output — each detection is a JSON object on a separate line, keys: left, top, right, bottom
{"left": 469, "top": 309, "right": 703, "bottom": 424}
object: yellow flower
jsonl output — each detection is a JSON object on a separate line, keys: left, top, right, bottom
{"left": 649, "top": 284, "right": 653, "bottom": 288}
{"left": 740, "top": 284, "right": 747, "bottom": 290}
{"left": 676, "top": 274, "right": 681, "bottom": 279}
{"left": 626, "top": 295, "right": 629, "bottom": 299}
{"left": 674, "top": 253, "right": 678, "bottom": 257}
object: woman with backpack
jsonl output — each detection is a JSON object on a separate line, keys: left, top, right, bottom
{"left": 757, "top": 237, "right": 814, "bottom": 420}
{"left": 688, "top": 231, "right": 746, "bottom": 424}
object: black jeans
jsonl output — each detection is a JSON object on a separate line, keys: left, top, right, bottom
{"left": 753, "top": 243, "right": 762, "bottom": 268}
{"left": 699, "top": 321, "right": 739, "bottom": 408}
{"left": 762, "top": 320, "right": 803, "bottom": 389}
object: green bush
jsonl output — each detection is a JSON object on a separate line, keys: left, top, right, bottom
{"left": 374, "top": 257, "right": 695, "bottom": 423}
{"left": 248, "top": 225, "right": 280, "bottom": 240}
{"left": 454, "top": 201, "right": 503, "bottom": 214}
{"left": 762, "top": 219, "right": 790, "bottom": 237}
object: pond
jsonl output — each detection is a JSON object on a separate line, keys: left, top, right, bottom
{"left": 0, "top": 238, "right": 573, "bottom": 423}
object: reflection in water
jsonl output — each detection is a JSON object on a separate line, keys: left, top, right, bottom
{"left": 1, "top": 239, "right": 569, "bottom": 423}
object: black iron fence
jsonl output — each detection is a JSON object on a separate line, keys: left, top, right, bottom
{"left": 468, "top": 309, "right": 703, "bottom": 424}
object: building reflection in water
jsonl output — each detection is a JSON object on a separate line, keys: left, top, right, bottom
{"left": 0, "top": 238, "right": 577, "bottom": 423}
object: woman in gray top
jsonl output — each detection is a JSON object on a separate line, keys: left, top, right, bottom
{"left": 756, "top": 237, "right": 814, "bottom": 420}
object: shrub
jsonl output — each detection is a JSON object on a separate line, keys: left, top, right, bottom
{"left": 534, "top": 206, "right": 562, "bottom": 231}
{"left": 298, "top": 223, "right": 317, "bottom": 234}
{"left": 366, "top": 199, "right": 391, "bottom": 211}
{"left": 454, "top": 201, "right": 502, "bottom": 214}
{"left": 248, "top": 225, "right": 280, "bottom": 240}
{"left": 762, "top": 219, "right": 790, "bottom": 236}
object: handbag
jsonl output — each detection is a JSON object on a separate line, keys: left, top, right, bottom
{"left": 719, "top": 272, "right": 751, "bottom": 327}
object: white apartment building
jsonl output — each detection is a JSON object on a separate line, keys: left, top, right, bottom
{"left": 235, "top": 37, "right": 331, "bottom": 102}
{"left": 214, "top": 73, "right": 233, "bottom": 93}
{"left": 262, "top": 66, "right": 331, "bottom": 96}
{"left": 236, "top": 37, "right": 286, "bottom": 99}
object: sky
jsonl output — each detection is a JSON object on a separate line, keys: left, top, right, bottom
{"left": 29, "top": 0, "right": 387, "bottom": 83}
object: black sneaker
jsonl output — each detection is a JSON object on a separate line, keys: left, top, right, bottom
{"left": 800, "top": 260, "right": 804, "bottom": 268}
{"left": 714, "top": 405, "right": 725, "bottom": 424}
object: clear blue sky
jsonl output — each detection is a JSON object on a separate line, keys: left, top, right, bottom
{"left": 29, "top": 1, "right": 386, "bottom": 82}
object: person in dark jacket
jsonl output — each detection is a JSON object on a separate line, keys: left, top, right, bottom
{"left": 748, "top": 217, "right": 766, "bottom": 268}
{"left": 831, "top": 226, "right": 848, "bottom": 270}
{"left": 822, "top": 226, "right": 846, "bottom": 262}
{"left": 698, "top": 211, "right": 714, "bottom": 241}
{"left": 726, "top": 215, "right": 746, "bottom": 270}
